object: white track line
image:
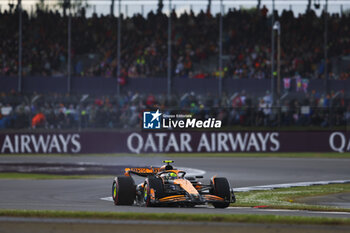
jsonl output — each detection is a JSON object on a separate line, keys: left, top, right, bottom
{"left": 226, "top": 207, "right": 350, "bottom": 215}
{"left": 233, "top": 180, "right": 350, "bottom": 192}
{"left": 243, "top": 208, "right": 350, "bottom": 215}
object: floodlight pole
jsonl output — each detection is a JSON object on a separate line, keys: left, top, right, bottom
{"left": 273, "top": 21, "right": 281, "bottom": 127}
{"left": 218, "top": 0, "right": 223, "bottom": 99}
{"left": 117, "top": 0, "right": 121, "bottom": 96}
{"left": 340, "top": 4, "right": 343, "bottom": 16}
{"left": 324, "top": 0, "right": 328, "bottom": 96}
{"left": 324, "top": 0, "right": 331, "bottom": 127}
{"left": 277, "top": 32, "right": 280, "bottom": 101}
{"left": 111, "top": 0, "right": 115, "bottom": 16}
{"left": 271, "top": 0, "right": 275, "bottom": 106}
{"left": 18, "top": 0, "right": 22, "bottom": 93}
{"left": 167, "top": 0, "right": 172, "bottom": 102}
{"left": 307, "top": 0, "right": 311, "bottom": 11}
{"left": 274, "top": 22, "right": 281, "bottom": 102}
{"left": 67, "top": 3, "right": 72, "bottom": 93}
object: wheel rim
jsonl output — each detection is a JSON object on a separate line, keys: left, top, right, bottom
{"left": 113, "top": 182, "right": 117, "bottom": 199}
{"left": 144, "top": 184, "right": 148, "bottom": 202}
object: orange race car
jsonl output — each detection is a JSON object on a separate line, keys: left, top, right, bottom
{"left": 112, "top": 160, "right": 235, "bottom": 208}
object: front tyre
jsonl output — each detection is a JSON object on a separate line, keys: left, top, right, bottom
{"left": 112, "top": 176, "right": 136, "bottom": 205}
{"left": 211, "top": 177, "right": 231, "bottom": 208}
{"left": 144, "top": 177, "right": 164, "bottom": 207}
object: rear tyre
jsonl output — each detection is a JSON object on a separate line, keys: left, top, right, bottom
{"left": 211, "top": 177, "right": 231, "bottom": 208}
{"left": 112, "top": 176, "right": 136, "bottom": 205}
{"left": 144, "top": 177, "right": 164, "bottom": 207}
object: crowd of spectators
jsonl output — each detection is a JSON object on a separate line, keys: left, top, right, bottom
{"left": 1, "top": 5, "right": 350, "bottom": 79}
{"left": 0, "top": 91, "right": 349, "bottom": 130}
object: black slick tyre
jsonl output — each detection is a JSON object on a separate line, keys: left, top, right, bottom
{"left": 112, "top": 176, "right": 136, "bottom": 205}
{"left": 211, "top": 177, "right": 231, "bottom": 208}
{"left": 144, "top": 177, "right": 164, "bottom": 207}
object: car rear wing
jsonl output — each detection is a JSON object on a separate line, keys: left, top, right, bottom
{"left": 124, "top": 167, "right": 161, "bottom": 177}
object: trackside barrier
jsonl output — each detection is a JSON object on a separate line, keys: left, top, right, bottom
{"left": 0, "top": 131, "right": 349, "bottom": 154}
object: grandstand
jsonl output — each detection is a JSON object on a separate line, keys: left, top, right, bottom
{"left": 1, "top": 3, "right": 350, "bottom": 232}
{"left": 0, "top": 0, "right": 350, "bottom": 130}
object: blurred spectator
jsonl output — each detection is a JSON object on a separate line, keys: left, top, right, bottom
{"left": 32, "top": 112, "right": 45, "bottom": 128}
{"left": 0, "top": 7, "right": 349, "bottom": 79}
{"left": 0, "top": 91, "right": 348, "bottom": 130}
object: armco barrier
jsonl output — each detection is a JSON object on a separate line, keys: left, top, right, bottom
{"left": 0, "top": 131, "right": 349, "bottom": 154}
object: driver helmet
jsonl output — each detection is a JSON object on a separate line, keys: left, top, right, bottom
{"left": 167, "top": 172, "right": 177, "bottom": 180}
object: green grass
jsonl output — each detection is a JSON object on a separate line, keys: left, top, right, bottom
{"left": 0, "top": 152, "right": 350, "bottom": 158}
{"left": 234, "top": 183, "right": 350, "bottom": 212}
{"left": 0, "top": 184, "right": 349, "bottom": 225}
{"left": 0, "top": 209, "right": 350, "bottom": 225}
{"left": 0, "top": 173, "right": 109, "bottom": 180}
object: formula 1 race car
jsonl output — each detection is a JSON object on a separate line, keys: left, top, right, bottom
{"left": 112, "top": 160, "right": 235, "bottom": 208}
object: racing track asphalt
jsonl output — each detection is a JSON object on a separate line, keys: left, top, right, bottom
{"left": 0, "top": 155, "right": 349, "bottom": 218}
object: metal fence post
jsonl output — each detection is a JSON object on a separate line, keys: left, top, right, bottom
{"left": 218, "top": 0, "right": 223, "bottom": 98}
{"left": 271, "top": 0, "right": 275, "bottom": 107}
{"left": 324, "top": 0, "right": 332, "bottom": 127}
{"left": 67, "top": 5, "right": 72, "bottom": 93}
{"left": 18, "top": 0, "right": 22, "bottom": 93}
{"left": 117, "top": 0, "right": 121, "bottom": 96}
{"left": 111, "top": 0, "right": 115, "bottom": 16}
{"left": 167, "top": 0, "right": 172, "bottom": 102}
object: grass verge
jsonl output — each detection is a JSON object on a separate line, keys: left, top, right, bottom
{"left": 0, "top": 209, "right": 350, "bottom": 225}
{"left": 0, "top": 152, "right": 349, "bottom": 158}
{"left": 234, "top": 183, "right": 350, "bottom": 212}
{"left": 0, "top": 173, "right": 109, "bottom": 180}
